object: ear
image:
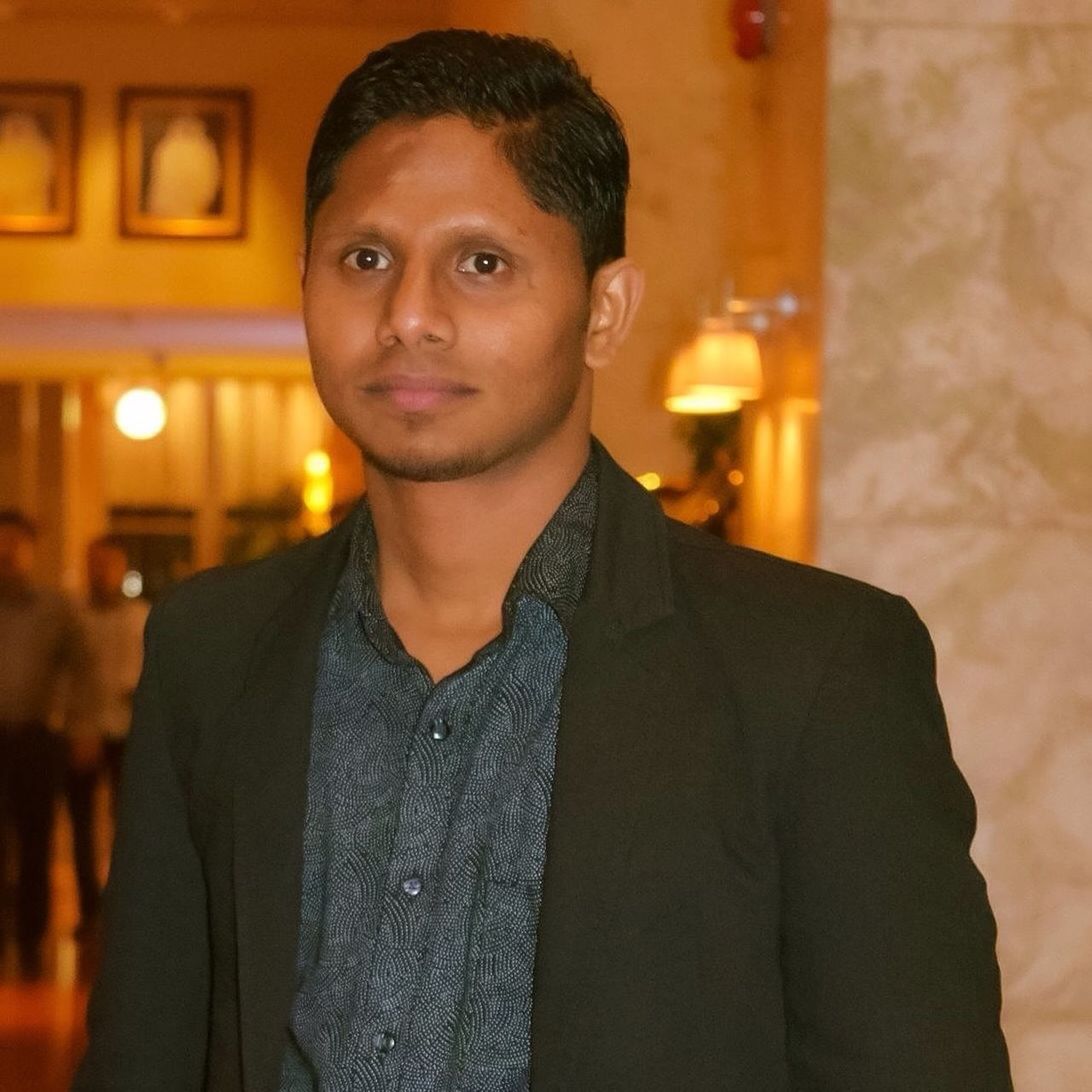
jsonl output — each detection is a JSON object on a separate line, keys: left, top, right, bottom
{"left": 584, "top": 258, "right": 645, "bottom": 371}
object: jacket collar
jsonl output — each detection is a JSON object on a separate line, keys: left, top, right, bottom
{"left": 580, "top": 437, "right": 675, "bottom": 637}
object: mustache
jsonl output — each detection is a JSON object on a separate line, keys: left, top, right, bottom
{"left": 359, "top": 345, "right": 478, "bottom": 393}
{"left": 363, "top": 373, "right": 477, "bottom": 394}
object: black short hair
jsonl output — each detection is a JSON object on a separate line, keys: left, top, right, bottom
{"left": 305, "top": 29, "right": 629, "bottom": 276}
{"left": 0, "top": 510, "right": 37, "bottom": 538}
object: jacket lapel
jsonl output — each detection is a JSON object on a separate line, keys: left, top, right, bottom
{"left": 231, "top": 518, "right": 354, "bottom": 1092}
{"left": 531, "top": 446, "right": 679, "bottom": 1073}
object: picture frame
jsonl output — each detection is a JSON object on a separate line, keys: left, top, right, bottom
{"left": 0, "top": 83, "right": 80, "bottom": 235}
{"left": 119, "top": 87, "right": 249, "bottom": 239}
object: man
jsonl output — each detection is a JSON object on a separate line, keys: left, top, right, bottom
{"left": 0, "top": 510, "right": 95, "bottom": 977}
{"left": 64, "top": 536, "right": 149, "bottom": 936}
{"left": 77, "top": 30, "right": 1011, "bottom": 1090}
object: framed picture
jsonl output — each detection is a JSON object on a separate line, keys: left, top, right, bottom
{"left": 119, "top": 87, "right": 249, "bottom": 239}
{"left": 0, "top": 83, "right": 80, "bottom": 235}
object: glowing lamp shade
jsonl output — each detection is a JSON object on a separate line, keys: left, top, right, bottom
{"left": 114, "top": 387, "right": 167, "bottom": 440}
{"left": 664, "top": 320, "right": 763, "bottom": 415}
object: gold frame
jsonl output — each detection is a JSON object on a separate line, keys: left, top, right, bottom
{"left": 0, "top": 83, "right": 80, "bottom": 235}
{"left": 119, "top": 87, "right": 249, "bottom": 239}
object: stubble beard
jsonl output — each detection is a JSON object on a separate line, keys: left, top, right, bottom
{"left": 356, "top": 375, "right": 585, "bottom": 485}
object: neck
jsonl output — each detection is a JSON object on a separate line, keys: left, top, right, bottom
{"left": 365, "top": 426, "right": 591, "bottom": 662}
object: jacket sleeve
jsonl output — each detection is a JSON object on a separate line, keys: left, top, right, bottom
{"left": 73, "top": 606, "right": 210, "bottom": 1091}
{"left": 778, "top": 594, "right": 1012, "bottom": 1090}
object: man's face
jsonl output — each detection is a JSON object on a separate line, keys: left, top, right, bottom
{"left": 302, "top": 115, "right": 595, "bottom": 482}
{"left": 0, "top": 525, "right": 35, "bottom": 586}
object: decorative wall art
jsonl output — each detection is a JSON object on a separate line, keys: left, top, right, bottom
{"left": 119, "top": 87, "right": 249, "bottom": 239}
{"left": 0, "top": 83, "right": 80, "bottom": 235}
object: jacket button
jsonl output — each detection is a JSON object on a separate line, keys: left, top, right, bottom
{"left": 373, "top": 1030, "right": 396, "bottom": 1055}
{"left": 430, "top": 718, "right": 451, "bottom": 741}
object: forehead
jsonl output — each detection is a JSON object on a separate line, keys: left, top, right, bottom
{"left": 316, "top": 114, "right": 573, "bottom": 247}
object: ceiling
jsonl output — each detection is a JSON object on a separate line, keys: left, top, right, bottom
{"left": 0, "top": 0, "right": 447, "bottom": 26}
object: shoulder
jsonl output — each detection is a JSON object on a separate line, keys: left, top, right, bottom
{"left": 665, "top": 517, "right": 906, "bottom": 625}
{"left": 658, "top": 518, "right": 930, "bottom": 710}
{"left": 148, "top": 518, "right": 353, "bottom": 652}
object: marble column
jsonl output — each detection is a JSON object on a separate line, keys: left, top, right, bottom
{"left": 821, "top": 3, "right": 1092, "bottom": 1087}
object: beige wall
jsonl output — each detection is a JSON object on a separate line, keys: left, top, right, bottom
{"left": 821, "top": 2, "right": 1092, "bottom": 1086}
{"left": 722, "top": 0, "right": 825, "bottom": 561}
{"left": 0, "top": 18, "right": 425, "bottom": 311}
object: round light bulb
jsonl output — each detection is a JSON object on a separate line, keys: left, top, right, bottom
{"left": 121, "top": 570, "right": 144, "bottom": 598}
{"left": 115, "top": 387, "right": 167, "bottom": 440}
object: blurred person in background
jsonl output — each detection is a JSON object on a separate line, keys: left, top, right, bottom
{"left": 64, "top": 536, "right": 149, "bottom": 938}
{"left": 0, "top": 509, "right": 96, "bottom": 978}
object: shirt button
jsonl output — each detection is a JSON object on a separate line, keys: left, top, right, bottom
{"left": 401, "top": 876, "right": 423, "bottom": 897}
{"left": 430, "top": 718, "right": 451, "bottom": 741}
{"left": 373, "top": 1030, "right": 396, "bottom": 1055}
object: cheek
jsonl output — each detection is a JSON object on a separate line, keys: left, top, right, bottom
{"left": 305, "top": 286, "right": 374, "bottom": 373}
{"left": 477, "top": 295, "right": 589, "bottom": 385}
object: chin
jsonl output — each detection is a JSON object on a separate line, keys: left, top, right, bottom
{"left": 362, "top": 445, "right": 496, "bottom": 483}
{"left": 354, "top": 385, "right": 586, "bottom": 485}
{"left": 360, "top": 422, "right": 566, "bottom": 485}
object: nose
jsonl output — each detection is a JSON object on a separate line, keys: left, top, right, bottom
{"left": 376, "top": 259, "right": 455, "bottom": 349}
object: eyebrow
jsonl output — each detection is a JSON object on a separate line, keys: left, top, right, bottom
{"left": 314, "top": 221, "right": 523, "bottom": 255}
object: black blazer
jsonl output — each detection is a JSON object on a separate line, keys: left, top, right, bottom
{"left": 76, "top": 445, "right": 1011, "bottom": 1091}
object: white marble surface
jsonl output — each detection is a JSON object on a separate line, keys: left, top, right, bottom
{"left": 822, "top": 12, "right": 1092, "bottom": 1089}
{"left": 835, "top": 0, "right": 1092, "bottom": 25}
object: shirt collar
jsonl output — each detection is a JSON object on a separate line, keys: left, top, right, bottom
{"left": 345, "top": 452, "right": 599, "bottom": 658}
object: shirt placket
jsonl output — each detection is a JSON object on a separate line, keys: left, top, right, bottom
{"left": 360, "top": 659, "right": 488, "bottom": 1088}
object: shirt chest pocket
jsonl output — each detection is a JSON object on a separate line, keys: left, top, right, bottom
{"left": 457, "top": 876, "right": 540, "bottom": 1073}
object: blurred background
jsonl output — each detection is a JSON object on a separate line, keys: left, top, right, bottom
{"left": 0, "top": 1, "right": 1088, "bottom": 1089}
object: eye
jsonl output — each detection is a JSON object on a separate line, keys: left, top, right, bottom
{"left": 344, "top": 247, "right": 391, "bottom": 271}
{"left": 457, "top": 252, "right": 507, "bottom": 276}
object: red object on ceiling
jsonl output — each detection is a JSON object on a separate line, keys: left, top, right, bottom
{"left": 730, "top": 0, "right": 774, "bottom": 60}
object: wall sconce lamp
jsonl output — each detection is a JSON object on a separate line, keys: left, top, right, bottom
{"left": 664, "top": 289, "right": 799, "bottom": 415}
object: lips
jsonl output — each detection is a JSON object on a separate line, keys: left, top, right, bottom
{"left": 363, "top": 373, "right": 477, "bottom": 413}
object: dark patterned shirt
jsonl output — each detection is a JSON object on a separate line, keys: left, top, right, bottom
{"left": 280, "top": 457, "right": 597, "bottom": 1092}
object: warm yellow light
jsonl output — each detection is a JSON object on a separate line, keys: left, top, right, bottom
{"left": 302, "top": 447, "right": 333, "bottom": 534}
{"left": 664, "top": 386, "right": 743, "bottom": 414}
{"left": 304, "top": 449, "right": 331, "bottom": 477}
{"left": 728, "top": 469, "right": 745, "bottom": 486}
{"left": 636, "top": 471, "right": 662, "bottom": 491}
{"left": 114, "top": 387, "right": 167, "bottom": 440}
{"left": 664, "top": 319, "right": 763, "bottom": 415}
{"left": 302, "top": 478, "right": 333, "bottom": 516}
